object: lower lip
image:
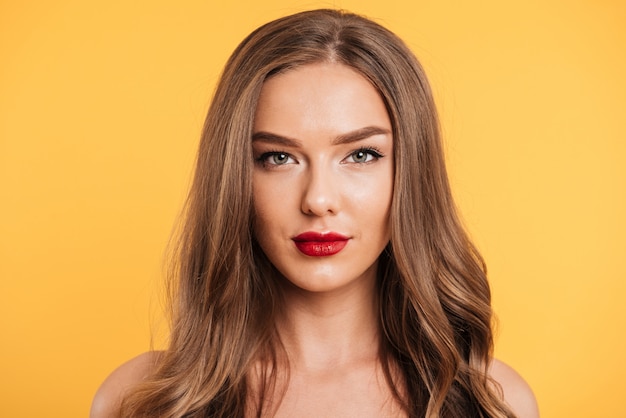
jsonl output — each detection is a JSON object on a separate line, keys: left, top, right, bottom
{"left": 294, "top": 240, "right": 348, "bottom": 257}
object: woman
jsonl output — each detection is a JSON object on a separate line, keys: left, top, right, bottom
{"left": 92, "top": 9, "right": 538, "bottom": 417}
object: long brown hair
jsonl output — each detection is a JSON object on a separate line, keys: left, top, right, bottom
{"left": 122, "top": 9, "right": 515, "bottom": 417}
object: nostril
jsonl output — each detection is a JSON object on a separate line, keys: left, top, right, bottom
{"left": 300, "top": 173, "right": 339, "bottom": 216}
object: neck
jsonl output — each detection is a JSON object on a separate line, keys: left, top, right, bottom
{"left": 275, "top": 272, "right": 380, "bottom": 372}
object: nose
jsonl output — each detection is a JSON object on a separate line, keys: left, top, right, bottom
{"left": 300, "top": 165, "right": 340, "bottom": 216}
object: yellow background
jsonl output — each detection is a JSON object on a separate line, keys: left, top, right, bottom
{"left": 1, "top": 1, "right": 624, "bottom": 416}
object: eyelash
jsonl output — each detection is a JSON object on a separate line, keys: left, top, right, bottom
{"left": 255, "top": 150, "right": 293, "bottom": 167}
{"left": 255, "top": 147, "right": 385, "bottom": 167}
{"left": 348, "top": 147, "right": 384, "bottom": 163}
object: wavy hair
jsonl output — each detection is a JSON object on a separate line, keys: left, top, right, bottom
{"left": 121, "top": 9, "right": 515, "bottom": 417}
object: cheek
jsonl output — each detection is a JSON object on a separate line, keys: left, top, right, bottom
{"left": 252, "top": 200, "right": 274, "bottom": 258}
{"left": 252, "top": 193, "right": 272, "bottom": 237}
{"left": 252, "top": 178, "right": 291, "bottom": 240}
{"left": 355, "top": 170, "right": 394, "bottom": 224}
{"left": 252, "top": 172, "right": 269, "bottom": 210}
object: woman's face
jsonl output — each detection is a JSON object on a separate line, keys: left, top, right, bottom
{"left": 252, "top": 62, "right": 393, "bottom": 294}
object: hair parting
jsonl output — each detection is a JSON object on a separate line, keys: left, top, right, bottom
{"left": 121, "top": 9, "right": 516, "bottom": 417}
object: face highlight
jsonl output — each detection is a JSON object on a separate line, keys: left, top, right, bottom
{"left": 252, "top": 62, "right": 394, "bottom": 294}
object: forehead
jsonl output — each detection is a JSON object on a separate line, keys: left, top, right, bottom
{"left": 253, "top": 62, "right": 391, "bottom": 139}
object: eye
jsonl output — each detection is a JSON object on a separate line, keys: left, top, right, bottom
{"left": 258, "top": 151, "right": 295, "bottom": 166}
{"left": 346, "top": 147, "right": 383, "bottom": 164}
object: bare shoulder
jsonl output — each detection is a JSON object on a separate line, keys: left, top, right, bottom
{"left": 90, "top": 351, "right": 162, "bottom": 418}
{"left": 489, "top": 358, "right": 540, "bottom": 418}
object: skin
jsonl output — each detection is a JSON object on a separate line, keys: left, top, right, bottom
{"left": 90, "top": 63, "right": 540, "bottom": 418}
{"left": 252, "top": 62, "right": 394, "bottom": 298}
{"left": 251, "top": 62, "right": 397, "bottom": 416}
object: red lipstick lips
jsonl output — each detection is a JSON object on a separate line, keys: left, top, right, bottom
{"left": 292, "top": 232, "right": 349, "bottom": 257}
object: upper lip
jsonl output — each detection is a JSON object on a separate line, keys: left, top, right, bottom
{"left": 292, "top": 231, "right": 350, "bottom": 242}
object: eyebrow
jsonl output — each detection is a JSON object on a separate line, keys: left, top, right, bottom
{"left": 252, "top": 126, "right": 391, "bottom": 147}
